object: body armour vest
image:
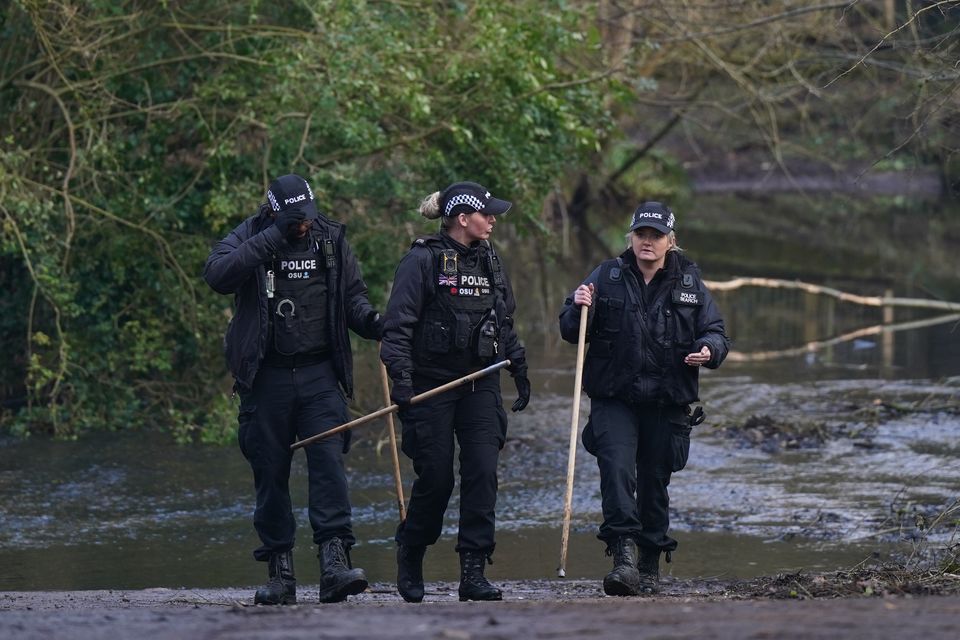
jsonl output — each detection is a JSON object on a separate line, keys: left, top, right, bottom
{"left": 414, "top": 239, "right": 505, "bottom": 376}
{"left": 582, "top": 255, "right": 704, "bottom": 405}
{"left": 268, "top": 233, "right": 331, "bottom": 357}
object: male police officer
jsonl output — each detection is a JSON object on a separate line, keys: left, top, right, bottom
{"left": 204, "top": 174, "right": 382, "bottom": 604}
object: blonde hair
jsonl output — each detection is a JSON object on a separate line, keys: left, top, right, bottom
{"left": 419, "top": 191, "right": 442, "bottom": 219}
{"left": 625, "top": 230, "right": 682, "bottom": 252}
{"left": 420, "top": 190, "right": 457, "bottom": 229}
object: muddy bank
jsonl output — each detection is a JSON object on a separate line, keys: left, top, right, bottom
{"left": 3, "top": 578, "right": 960, "bottom": 640}
{"left": 709, "top": 380, "right": 960, "bottom": 454}
{"left": 498, "top": 373, "right": 960, "bottom": 549}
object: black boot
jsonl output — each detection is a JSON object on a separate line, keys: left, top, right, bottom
{"left": 637, "top": 547, "right": 662, "bottom": 594}
{"left": 458, "top": 550, "right": 502, "bottom": 602}
{"left": 254, "top": 551, "right": 297, "bottom": 605}
{"left": 602, "top": 537, "right": 642, "bottom": 596}
{"left": 317, "top": 537, "right": 368, "bottom": 603}
{"left": 396, "top": 544, "right": 427, "bottom": 603}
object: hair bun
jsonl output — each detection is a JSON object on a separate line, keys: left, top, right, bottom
{"left": 419, "top": 191, "right": 442, "bottom": 219}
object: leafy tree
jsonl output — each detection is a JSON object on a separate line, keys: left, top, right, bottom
{"left": 0, "top": 0, "right": 612, "bottom": 439}
{"left": 4, "top": 0, "right": 957, "bottom": 440}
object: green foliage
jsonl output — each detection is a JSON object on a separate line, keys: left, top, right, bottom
{"left": 0, "top": 0, "right": 612, "bottom": 440}
{"left": 4, "top": 0, "right": 956, "bottom": 441}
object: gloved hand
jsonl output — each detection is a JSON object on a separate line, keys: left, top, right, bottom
{"left": 390, "top": 380, "right": 415, "bottom": 407}
{"left": 275, "top": 207, "right": 307, "bottom": 241}
{"left": 367, "top": 311, "right": 384, "bottom": 340}
{"left": 511, "top": 375, "right": 531, "bottom": 412}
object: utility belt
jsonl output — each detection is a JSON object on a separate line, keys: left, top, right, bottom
{"left": 415, "top": 307, "right": 500, "bottom": 362}
{"left": 261, "top": 350, "right": 332, "bottom": 369}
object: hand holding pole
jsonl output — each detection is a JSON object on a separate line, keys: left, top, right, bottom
{"left": 558, "top": 303, "right": 588, "bottom": 577}
{"left": 378, "top": 347, "right": 407, "bottom": 522}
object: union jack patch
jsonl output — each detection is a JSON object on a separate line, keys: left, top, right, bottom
{"left": 438, "top": 274, "right": 457, "bottom": 286}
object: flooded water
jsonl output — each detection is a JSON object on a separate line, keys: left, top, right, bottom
{"left": 2, "top": 196, "right": 959, "bottom": 592}
{"left": 2, "top": 306, "right": 957, "bottom": 591}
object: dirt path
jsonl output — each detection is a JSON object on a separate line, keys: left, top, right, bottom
{"left": 3, "top": 580, "right": 959, "bottom": 640}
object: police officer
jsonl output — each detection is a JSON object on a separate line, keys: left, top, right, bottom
{"left": 559, "top": 201, "right": 729, "bottom": 596}
{"left": 203, "top": 174, "right": 382, "bottom": 605}
{"left": 380, "top": 181, "right": 530, "bottom": 603}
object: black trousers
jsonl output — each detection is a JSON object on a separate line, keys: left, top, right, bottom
{"left": 395, "top": 373, "right": 507, "bottom": 553}
{"left": 584, "top": 398, "right": 688, "bottom": 553}
{"left": 237, "top": 359, "right": 353, "bottom": 561}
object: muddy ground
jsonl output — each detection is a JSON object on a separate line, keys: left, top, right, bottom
{"left": 4, "top": 573, "right": 960, "bottom": 640}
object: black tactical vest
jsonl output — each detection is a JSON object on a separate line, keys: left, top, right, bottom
{"left": 582, "top": 254, "right": 705, "bottom": 404}
{"left": 413, "top": 238, "right": 506, "bottom": 375}
{"left": 267, "top": 231, "right": 332, "bottom": 357}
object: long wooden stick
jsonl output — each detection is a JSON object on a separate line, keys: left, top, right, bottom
{"left": 290, "top": 360, "right": 511, "bottom": 451}
{"left": 378, "top": 352, "right": 407, "bottom": 522}
{"left": 558, "top": 305, "right": 589, "bottom": 577}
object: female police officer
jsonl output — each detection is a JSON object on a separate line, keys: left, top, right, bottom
{"left": 203, "top": 174, "right": 382, "bottom": 605}
{"left": 380, "top": 181, "right": 530, "bottom": 603}
{"left": 559, "top": 201, "right": 729, "bottom": 596}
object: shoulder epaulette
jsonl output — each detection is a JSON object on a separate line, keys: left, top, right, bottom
{"left": 411, "top": 235, "right": 442, "bottom": 249}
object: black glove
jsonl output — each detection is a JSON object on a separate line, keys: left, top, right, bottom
{"left": 275, "top": 207, "right": 306, "bottom": 241}
{"left": 390, "top": 380, "right": 415, "bottom": 407}
{"left": 367, "top": 311, "right": 384, "bottom": 341}
{"left": 511, "top": 375, "right": 531, "bottom": 412}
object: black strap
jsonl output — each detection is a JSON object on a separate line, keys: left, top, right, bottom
{"left": 481, "top": 244, "right": 509, "bottom": 319}
{"left": 483, "top": 242, "right": 504, "bottom": 287}
{"left": 312, "top": 226, "right": 336, "bottom": 269}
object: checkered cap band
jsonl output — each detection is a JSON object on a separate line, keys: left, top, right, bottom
{"left": 444, "top": 194, "right": 485, "bottom": 216}
{"left": 267, "top": 190, "right": 281, "bottom": 212}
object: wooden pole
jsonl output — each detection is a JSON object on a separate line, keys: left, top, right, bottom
{"left": 290, "top": 360, "right": 511, "bottom": 451}
{"left": 378, "top": 349, "right": 407, "bottom": 522}
{"left": 558, "top": 305, "right": 589, "bottom": 577}
{"left": 724, "top": 312, "right": 960, "bottom": 362}
{"left": 882, "top": 288, "right": 894, "bottom": 369}
{"left": 702, "top": 277, "right": 960, "bottom": 312}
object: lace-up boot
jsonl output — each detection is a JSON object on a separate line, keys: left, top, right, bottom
{"left": 396, "top": 544, "right": 427, "bottom": 603}
{"left": 602, "top": 537, "right": 642, "bottom": 596}
{"left": 254, "top": 551, "right": 297, "bottom": 605}
{"left": 637, "top": 547, "right": 662, "bottom": 594}
{"left": 317, "top": 537, "right": 368, "bottom": 603}
{"left": 458, "top": 550, "right": 502, "bottom": 601}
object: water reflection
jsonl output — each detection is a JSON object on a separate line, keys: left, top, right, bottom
{"left": 709, "top": 287, "right": 960, "bottom": 382}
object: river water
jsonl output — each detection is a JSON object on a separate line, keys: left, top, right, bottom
{"left": 1, "top": 196, "right": 958, "bottom": 592}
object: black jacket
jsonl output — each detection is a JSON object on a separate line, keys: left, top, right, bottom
{"left": 559, "top": 249, "right": 728, "bottom": 405}
{"left": 380, "top": 232, "right": 527, "bottom": 383}
{"left": 203, "top": 210, "right": 379, "bottom": 396}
